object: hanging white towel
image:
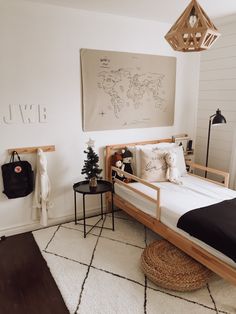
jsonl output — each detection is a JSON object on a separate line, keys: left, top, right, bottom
{"left": 32, "top": 148, "right": 52, "bottom": 226}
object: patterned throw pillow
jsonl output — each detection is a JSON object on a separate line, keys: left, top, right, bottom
{"left": 140, "top": 148, "right": 167, "bottom": 182}
{"left": 127, "top": 142, "right": 186, "bottom": 178}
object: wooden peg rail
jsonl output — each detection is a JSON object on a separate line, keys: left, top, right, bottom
{"left": 8, "top": 145, "right": 55, "bottom": 154}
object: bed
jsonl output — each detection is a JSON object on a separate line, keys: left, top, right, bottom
{"left": 105, "top": 138, "right": 236, "bottom": 285}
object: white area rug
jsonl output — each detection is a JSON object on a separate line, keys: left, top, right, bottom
{"left": 33, "top": 212, "right": 236, "bottom": 314}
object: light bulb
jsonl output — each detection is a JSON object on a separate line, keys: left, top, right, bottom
{"left": 189, "top": 7, "right": 197, "bottom": 28}
{"left": 189, "top": 15, "right": 197, "bottom": 27}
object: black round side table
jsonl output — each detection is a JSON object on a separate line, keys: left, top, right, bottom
{"left": 73, "top": 180, "right": 114, "bottom": 238}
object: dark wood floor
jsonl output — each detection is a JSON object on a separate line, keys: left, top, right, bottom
{"left": 0, "top": 232, "right": 69, "bottom": 314}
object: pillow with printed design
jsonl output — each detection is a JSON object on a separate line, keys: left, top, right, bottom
{"left": 127, "top": 142, "right": 184, "bottom": 178}
{"left": 140, "top": 148, "right": 168, "bottom": 182}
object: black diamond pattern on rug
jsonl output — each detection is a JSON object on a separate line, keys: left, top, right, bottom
{"left": 33, "top": 212, "right": 236, "bottom": 314}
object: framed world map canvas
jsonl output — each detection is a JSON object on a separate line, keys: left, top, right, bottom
{"left": 81, "top": 49, "right": 176, "bottom": 131}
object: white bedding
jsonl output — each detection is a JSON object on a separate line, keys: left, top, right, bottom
{"left": 114, "top": 174, "right": 236, "bottom": 267}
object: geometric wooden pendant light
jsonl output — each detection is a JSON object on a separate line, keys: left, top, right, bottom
{"left": 165, "top": 0, "right": 221, "bottom": 52}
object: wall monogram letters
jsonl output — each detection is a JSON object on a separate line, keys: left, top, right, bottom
{"left": 1, "top": 104, "right": 48, "bottom": 124}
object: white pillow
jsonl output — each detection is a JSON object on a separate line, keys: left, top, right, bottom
{"left": 127, "top": 145, "right": 149, "bottom": 177}
{"left": 175, "top": 146, "right": 187, "bottom": 176}
{"left": 155, "top": 142, "right": 178, "bottom": 149}
{"left": 127, "top": 142, "right": 182, "bottom": 178}
{"left": 135, "top": 145, "right": 155, "bottom": 177}
{"left": 140, "top": 148, "right": 167, "bottom": 182}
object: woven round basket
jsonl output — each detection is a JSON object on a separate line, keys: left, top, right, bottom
{"left": 141, "top": 240, "right": 212, "bottom": 292}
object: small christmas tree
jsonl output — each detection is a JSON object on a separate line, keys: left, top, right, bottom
{"left": 81, "top": 139, "right": 102, "bottom": 180}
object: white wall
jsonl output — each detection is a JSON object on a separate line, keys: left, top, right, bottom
{"left": 0, "top": 0, "right": 200, "bottom": 235}
{"left": 195, "top": 15, "right": 236, "bottom": 184}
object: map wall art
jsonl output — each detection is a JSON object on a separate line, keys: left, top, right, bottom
{"left": 80, "top": 49, "right": 176, "bottom": 131}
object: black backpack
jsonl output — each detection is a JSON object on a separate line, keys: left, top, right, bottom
{"left": 1, "top": 151, "right": 34, "bottom": 199}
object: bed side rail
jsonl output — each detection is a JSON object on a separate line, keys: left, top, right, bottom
{"left": 186, "top": 161, "right": 229, "bottom": 187}
{"left": 111, "top": 166, "right": 161, "bottom": 220}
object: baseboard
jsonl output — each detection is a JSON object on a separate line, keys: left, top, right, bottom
{"left": 0, "top": 207, "right": 102, "bottom": 237}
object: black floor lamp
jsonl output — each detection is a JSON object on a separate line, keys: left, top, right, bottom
{"left": 205, "top": 109, "right": 226, "bottom": 177}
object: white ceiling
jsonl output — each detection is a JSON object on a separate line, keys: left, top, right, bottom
{"left": 26, "top": 0, "right": 236, "bottom": 23}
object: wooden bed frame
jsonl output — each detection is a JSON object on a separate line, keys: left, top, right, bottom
{"left": 105, "top": 138, "right": 236, "bottom": 285}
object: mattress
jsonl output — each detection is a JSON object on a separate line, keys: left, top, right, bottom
{"left": 114, "top": 174, "right": 236, "bottom": 267}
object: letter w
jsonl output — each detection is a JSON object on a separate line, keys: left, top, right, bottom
{"left": 20, "top": 104, "right": 37, "bottom": 123}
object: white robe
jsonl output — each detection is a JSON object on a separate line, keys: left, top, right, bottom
{"left": 32, "top": 148, "right": 52, "bottom": 226}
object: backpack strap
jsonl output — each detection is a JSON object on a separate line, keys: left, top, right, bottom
{"left": 9, "top": 151, "right": 21, "bottom": 163}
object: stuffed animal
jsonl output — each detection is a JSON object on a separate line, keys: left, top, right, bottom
{"left": 111, "top": 152, "right": 125, "bottom": 181}
{"left": 165, "top": 151, "right": 183, "bottom": 185}
{"left": 121, "top": 147, "right": 134, "bottom": 183}
{"left": 121, "top": 147, "right": 133, "bottom": 175}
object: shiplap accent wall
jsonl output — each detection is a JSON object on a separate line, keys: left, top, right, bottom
{"left": 195, "top": 15, "right": 236, "bottom": 176}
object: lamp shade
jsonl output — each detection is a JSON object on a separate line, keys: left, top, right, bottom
{"left": 212, "top": 109, "right": 226, "bottom": 125}
{"left": 165, "top": 0, "right": 221, "bottom": 52}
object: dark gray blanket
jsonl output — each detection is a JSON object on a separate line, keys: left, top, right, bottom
{"left": 177, "top": 198, "right": 236, "bottom": 262}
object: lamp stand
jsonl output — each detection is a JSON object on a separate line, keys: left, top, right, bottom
{"left": 205, "top": 109, "right": 226, "bottom": 178}
{"left": 205, "top": 119, "right": 212, "bottom": 178}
